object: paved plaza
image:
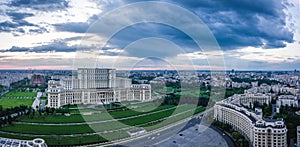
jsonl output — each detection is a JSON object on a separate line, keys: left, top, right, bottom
{"left": 154, "top": 124, "right": 228, "bottom": 147}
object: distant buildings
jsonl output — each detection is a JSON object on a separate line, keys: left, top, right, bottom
{"left": 245, "top": 83, "right": 271, "bottom": 94}
{"left": 0, "top": 72, "right": 28, "bottom": 87}
{"left": 233, "top": 93, "right": 272, "bottom": 106}
{"left": 30, "top": 74, "right": 45, "bottom": 86}
{"left": 280, "top": 87, "right": 299, "bottom": 95}
{"left": 47, "top": 68, "right": 152, "bottom": 108}
{"left": 276, "top": 95, "right": 298, "bottom": 107}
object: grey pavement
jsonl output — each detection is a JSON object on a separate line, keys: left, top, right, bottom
{"left": 271, "top": 104, "right": 277, "bottom": 117}
{"left": 120, "top": 118, "right": 233, "bottom": 147}
{"left": 155, "top": 124, "right": 228, "bottom": 147}
{"left": 32, "top": 92, "right": 42, "bottom": 110}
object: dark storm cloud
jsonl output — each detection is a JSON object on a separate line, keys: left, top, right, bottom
{"left": 0, "top": 12, "right": 36, "bottom": 32}
{"left": 1, "top": 40, "right": 121, "bottom": 57}
{"left": 172, "top": 0, "right": 294, "bottom": 49}
{"left": 0, "top": 0, "right": 69, "bottom": 33}
{"left": 9, "top": 0, "right": 69, "bottom": 11}
{"left": 96, "top": 0, "right": 294, "bottom": 50}
{"left": 33, "top": 42, "right": 80, "bottom": 52}
{"left": 105, "top": 23, "right": 200, "bottom": 54}
{"left": 0, "top": 0, "right": 295, "bottom": 53}
{"left": 54, "top": 22, "right": 90, "bottom": 33}
{"left": 6, "top": 46, "right": 29, "bottom": 52}
{"left": 0, "top": 12, "right": 47, "bottom": 34}
{"left": 1, "top": 41, "right": 86, "bottom": 53}
{"left": 6, "top": 12, "right": 34, "bottom": 20}
{"left": 52, "top": 14, "right": 102, "bottom": 33}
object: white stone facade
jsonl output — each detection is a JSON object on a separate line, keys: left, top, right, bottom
{"left": 47, "top": 68, "right": 151, "bottom": 108}
{"left": 276, "top": 95, "right": 298, "bottom": 107}
{"left": 214, "top": 97, "right": 287, "bottom": 147}
{"left": 229, "top": 93, "right": 271, "bottom": 106}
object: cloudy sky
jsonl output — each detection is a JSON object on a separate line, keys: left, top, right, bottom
{"left": 0, "top": 0, "right": 300, "bottom": 70}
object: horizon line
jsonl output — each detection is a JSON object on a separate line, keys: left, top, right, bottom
{"left": 0, "top": 68, "right": 298, "bottom": 72}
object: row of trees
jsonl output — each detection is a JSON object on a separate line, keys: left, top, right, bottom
{"left": 160, "top": 83, "right": 247, "bottom": 107}
{"left": 212, "top": 120, "right": 250, "bottom": 147}
{"left": 231, "top": 77, "right": 281, "bottom": 86}
{"left": 273, "top": 105, "right": 300, "bottom": 143}
{"left": 0, "top": 104, "right": 65, "bottom": 126}
{"left": 10, "top": 78, "right": 48, "bottom": 92}
{"left": 0, "top": 105, "right": 31, "bottom": 126}
{"left": 160, "top": 93, "right": 211, "bottom": 107}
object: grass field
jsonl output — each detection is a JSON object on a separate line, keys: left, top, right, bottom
{"left": 0, "top": 97, "right": 34, "bottom": 108}
{"left": 0, "top": 102, "right": 205, "bottom": 146}
{"left": 2, "top": 92, "right": 37, "bottom": 98}
{"left": 0, "top": 109, "right": 206, "bottom": 146}
{"left": 18, "top": 105, "right": 174, "bottom": 123}
{"left": 1, "top": 105, "right": 198, "bottom": 135}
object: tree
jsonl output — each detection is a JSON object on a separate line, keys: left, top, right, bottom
{"left": 252, "top": 101, "right": 261, "bottom": 109}
{"left": 45, "top": 107, "right": 50, "bottom": 115}
{"left": 232, "top": 131, "right": 240, "bottom": 140}
{"left": 67, "top": 104, "right": 71, "bottom": 113}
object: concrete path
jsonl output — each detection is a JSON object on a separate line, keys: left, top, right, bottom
{"left": 32, "top": 92, "right": 42, "bottom": 110}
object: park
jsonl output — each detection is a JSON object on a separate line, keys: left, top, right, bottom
{"left": 0, "top": 84, "right": 246, "bottom": 146}
{"left": 0, "top": 86, "right": 207, "bottom": 146}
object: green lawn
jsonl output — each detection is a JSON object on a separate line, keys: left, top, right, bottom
{"left": 40, "top": 96, "right": 47, "bottom": 100}
{"left": 18, "top": 105, "right": 175, "bottom": 123}
{"left": 0, "top": 104, "right": 206, "bottom": 146}
{"left": 0, "top": 97, "right": 34, "bottom": 108}
{"left": 1, "top": 105, "right": 198, "bottom": 135}
{"left": 2, "top": 92, "right": 37, "bottom": 98}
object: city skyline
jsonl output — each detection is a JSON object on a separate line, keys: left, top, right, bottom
{"left": 0, "top": 0, "right": 300, "bottom": 70}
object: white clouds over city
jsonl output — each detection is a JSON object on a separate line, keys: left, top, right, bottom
{"left": 0, "top": 0, "right": 300, "bottom": 70}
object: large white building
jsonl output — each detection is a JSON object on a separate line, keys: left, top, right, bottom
{"left": 47, "top": 68, "right": 152, "bottom": 108}
{"left": 276, "top": 95, "right": 298, "bottom": 108}
{"left": 214, "top": 96, "right": 287, "bottom": 147}
{"left": 280, "top": 87, "right": 299, "bottom": 95}
{"left": 245, "top": 84, "right": 271, "bottom": 94}
{"left": 229, "top": 93, "right": 271, "bottom": 108}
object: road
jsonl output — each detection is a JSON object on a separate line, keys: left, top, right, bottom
{"left": 32, "top": 92, "right": 42, "bottom": 110}
{"left": 117, "top": 118, "right": 235, "bottom": 147}
{"left": 271, "top": 104, "right": 277, "bottom": 117}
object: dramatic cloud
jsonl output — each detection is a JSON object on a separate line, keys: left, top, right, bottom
{"left": 2, "top": 40, "right": 86, "bottom": 53}
{"left": 0, "top": 12, "right": 38, "bottom": 33}
{"left": 9, "top": 0, "right": 69, "bottom": 11}
{"left": 54, "top": 0, "right": 295, "bottom": 50}
{"left": 174, "top": 0, "right": 294, "bottom": 49}
{"left": 0, "top": 0, "right": 299, "bottom": 69}
{"left": 54, "top": 22, "right": 90, "bottom": 33}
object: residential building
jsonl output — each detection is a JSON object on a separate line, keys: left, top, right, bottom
{"left": 214, "top": 96, "right": 287, "bottom": 147}
{"left": 276, "top": 95, "right": 298, "bottom": 107}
